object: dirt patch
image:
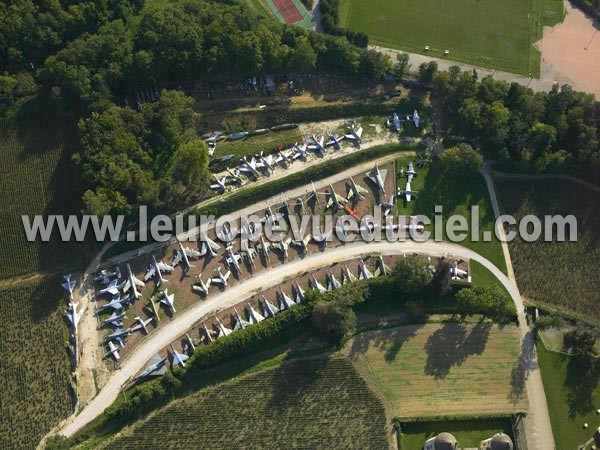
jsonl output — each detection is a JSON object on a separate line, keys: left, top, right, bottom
{"left": 537, "top": 1, "right": 600, "bottom": 98}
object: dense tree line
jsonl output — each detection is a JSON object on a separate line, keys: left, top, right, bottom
{"left": 318, "top": 0, "right": 369, "bottom": 48}
{"left": 570, "top": 0, "right": 600, "bottom": 22}
{"left": 29, "top": 0, "right": 389, "bottom": 112}
{"left": 430, "top": 64, "right": 600, "bottom": 179}
{"left": 75, "top": 90, "right": 210, "bottom": 216}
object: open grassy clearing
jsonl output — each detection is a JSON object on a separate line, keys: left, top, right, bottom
{"left": 338, "top": 0, "right": 564, "bottom": 76}
{"left": 0, "top": 101, "right": 97, "bottom": 280}
{"left": 495, "top": 177, "right": 600, "bottom": 321}
{"left": 400, "top": 418, "right": 514, "bottom": 449}
{"left": 96, "top": 356, "right": 389, "bottom": 450}
{"left": 345, "top": 324, "right": 526, "bottom": 418}
{"left": 0, "top": 277, "right": 74, "bottom": 450}
{"left": 396, "top": 157, "right": 507, "bottom": 275}
{"left": 536, "top": 336, "right": 600, "bottom": 450}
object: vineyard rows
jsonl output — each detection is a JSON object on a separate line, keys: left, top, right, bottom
{"left": 100, "top": 357, "right": 389, "bottom": 449}
{"left": 0, "top": 116, "right": 94, "bottom": 279}
{"left": 495, "top": 177, "right": 600, "bottom": 320}
{"left": 0, "top": 278, "right": 74, "bottom": 450}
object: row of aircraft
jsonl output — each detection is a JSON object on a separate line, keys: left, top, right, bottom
{"left": 133, "top": 254, "right": 469, "bottom": 381}
{"left": 387, "top": 110, "right": 420, "bottom": 133}
{"left": 210, "top": 123, "right": 364, "bottom": 192}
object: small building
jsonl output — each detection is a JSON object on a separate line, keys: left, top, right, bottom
{"left": 479, "top": 433, "right": 514, "bottom": 450}
{"left": 424, "top": 432, "right": 459, "bottom": 450}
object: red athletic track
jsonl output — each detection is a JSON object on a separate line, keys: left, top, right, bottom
{"left": 272, "top": 0, "right": 303, "bottom": 23}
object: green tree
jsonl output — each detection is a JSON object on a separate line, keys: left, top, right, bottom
{"left": 312, "top": 299, "right": 356, "bottom": 343}
{"left": 439, "top": 143, "right": 483, "bottom": 177}
{"left": 392, "top": 255, "right": 432, "bottom": 294}
{"left": 393, "top": 53, "right": 410, "bottom": 78}
{"left": 456, "top": 286, "right": 516, "bottom": 321}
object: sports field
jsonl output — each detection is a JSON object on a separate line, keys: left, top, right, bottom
{"left": 346, "top": 324, "right": 527, "bottom": 418}
{"left": 338, "top": 0, "right": 565, "bottom": 76}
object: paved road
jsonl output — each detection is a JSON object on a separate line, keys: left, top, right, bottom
{"left": 59, "top": 240, "right": 525, "bottom": 438}
{"left": 482, "top": 162, "right": 556, "bottom": 450}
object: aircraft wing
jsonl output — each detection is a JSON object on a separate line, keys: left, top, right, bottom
{"left": 133, "top": 276, "right": 145, "bottom": 288}
{"left": 144, "top": 265, "right": 157, "bottom": 282}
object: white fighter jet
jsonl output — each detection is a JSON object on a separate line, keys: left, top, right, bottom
{"left": 365, "top": 164, "right": 387, "bottom": 196}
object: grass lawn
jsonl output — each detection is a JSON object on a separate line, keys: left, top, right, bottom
{"left": 536, "top": 336, "right": 600, "bottom": 450}
{"left": 400, "top": 418, "right": 514, "bottom": 449}
{"left": 96, "top": 356, "right": 389, "bottom": 450}
{"left": 345, "top": 324, "right": 526, "bottom": 418}
{"left": 495, "top": 177, "right": 600, "bottom": 321}
{"left": 338, "top": 0, "right": 564, "bottom": 76}
{"left": 396, "top": 157, "right": 507, "bottom": 275}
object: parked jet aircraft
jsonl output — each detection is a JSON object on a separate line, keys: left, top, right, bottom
{"left": 451, "top": 261, "right": 468, "bottom": 280}
{"left": 261, "top": 296, "right": 280, "bottom": 318}
{"left": 192, "top": 274, "right": 212, "bottom": 295}
{"left": 358, "top": 261, "right": 374, "bottom": 280}
{"left": 342, "top": 265, "right": 357, "bottom": 284}
{"left": 96, "top": 295, "right": 126, "bottom": 313}
{"left": 388, "top": 113, "right": 401, "bottom": 132}
{"left": 294, "top": 281, "right": 306, "bottom": 303}
{"left": 65, "top": 302, "right": 84, "bottom": 332}
{"left": 225, "top": 246, "right": 242, "bottom": 273}
{"left": 105, "top": 327, "right": 131, "bottom": 347}
{"left": 400, "top": 181, "right": 418, "bottom": 202}
{"left": 278, "top": 290, "right": 296, "bottom": 310}
{"left": 373, "top": 256, "right": 391, "bottom": 277}
{"left": 312, "top": 227, "right": 333, "bottom": 245}
{"left": 233, "top": 307, "right": 251, "bottom": 330}
{"left": 325, "top": 184, "right": 348, "bottom": 210}
{"left": 308, "top": 134, "right": 327, "bottom": 155}
{"left": 272, "top": 237, "right": 292, "bottom": 259}
{"left": 327, "top": 270, "right": 342, "bottom": 290}
{"left": 123, "top": 263, "right": 145, "bottom": 299}
{"left": 347, "top": 176, "right": 368, "bottom": 201}
{"left": 99, "top": 279, "right": 122, "bottom": 296}
{"left": 100, "top": 312, "right": 127, "bottom": 328}
{"left": 344, "top": 123, "right": 363, "bottom": 143}
{"left": 310, "top": 275, "right": 328, "bottom": 293}
{"left": 104, "top": 341, "right": 121, "bottom": 361}
{"left": 159, "top": 289, "right": 176, "bottom": 313}
{"left": 256, "top": 236, "right": 272, "bottom": 262}
{"left": 131, "top": 316, "right": 153, "bottom": 334}
{"left": 95, "top": 268, "right": 121, "bottom": 285}
{"left": 246, "top": 304, "right": 265, "bottom": 324}
{"left": 62, "top": 274, "right": 76, "bottom": 300}
{"left": 407, "top": 110, "right": 420, "bottom": 128}
{"left": 240, "top": 242, "right": 256, "bottom": 266}
{"left": 379, "top": 195, "right": 396, "bottom": 216}
{"left": 171, "top": 348, "right": 189, "bottom": 368}
{"left": 173, "top": 240, "right": 196, "bottom": 270}
{"left": 259, "top": 153, "right": 275, "bottom": 173}
{"left": 211, "top": 267, "right": 232, "bottom": 286}
{"left": 133, "top": 354, "right": 168, "bottom": 380}
{"left": 239, "top": 156, "right": 261, "bottom": 178}
{"left": 210, "top": 174, "right": 228, "bottom": 191}
{"left": 365, "top": 164, "right": 388, "bottom": 196}
{"left": 144, "top": 256, "right": 174, "bottom": 285}
{"left": 199, "top": 231, "right": 221, "bottom": 258}
{"left": 325, "top": 133, "right": 343, "bottom": 150}
{"left": 293, "top": 142, "right": 311, "bottom": 159}
{"left": 290, "top": 234, "right": 311, "bottom": 253}
{"left": 215, "top": 316, "right": 233, "bottom": 337}
{"left": 406, "top": 162, "right": 417, "bottom": 182}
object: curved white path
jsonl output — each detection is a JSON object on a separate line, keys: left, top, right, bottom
{"left": 60, "top": 240, "right": 528, "bottom": 438}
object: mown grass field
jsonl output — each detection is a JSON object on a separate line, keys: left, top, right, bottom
{"left": 0, "top": 102, "right": 97, "bottom": 280}
{"left": 97, "top": 356, "right": 389, "bottom": 450}
{"left": 338, "top": 0, "right": 564, "bottom": 76}
{"left": 0, "top": 277, "right": 74, "bottom": 450}
{"left": 400, "top": 418, "right": 514, "bottom": 449}
{"left": 346, "top": 324, "right": 527, "bottom": 418}
{"left": 396, "top": 156, "right": 507, "bottom": 275}
{"left": 495, "top": 177, "right": 600, "bottom": 321}
{"left": 536, "top": 336, "right": 600, "bottom": 450}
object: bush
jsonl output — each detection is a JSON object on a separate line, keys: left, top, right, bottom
{"left": 455, "top": 286, "right": 516, "bottom": 322}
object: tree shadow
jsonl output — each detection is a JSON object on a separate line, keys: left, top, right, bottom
{"left": 565, "top": 357, "right": 600, "bottom": 417}
{"left": 347, "top": 324, "right": 422, "bottom": 362}
{"left": 424, "top": 321, "right": 491, "bottom": 379}
{"left": 508, "top": 331, "right": 538, "bottom": 404}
